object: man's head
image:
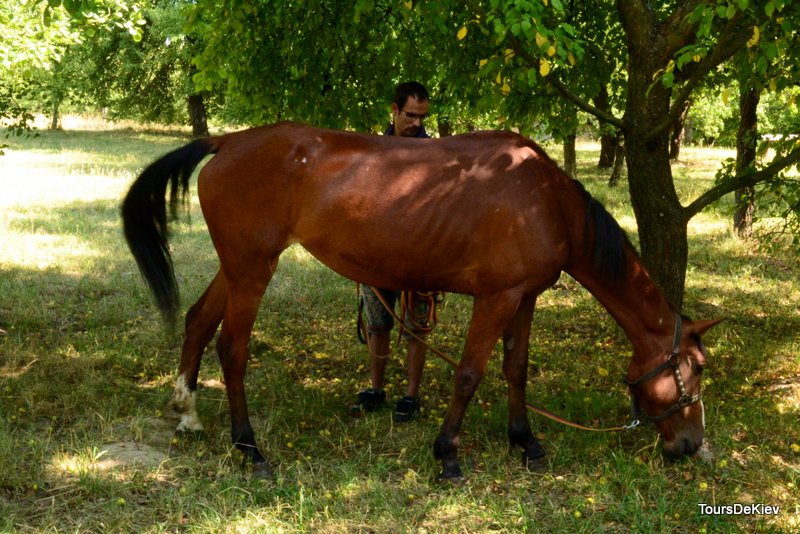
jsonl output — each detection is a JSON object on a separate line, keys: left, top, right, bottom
{"left": 391, "top": 81, "right": 430, "bottom": 137}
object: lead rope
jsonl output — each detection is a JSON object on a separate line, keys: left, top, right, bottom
{"left": 358, "top": 283, "right": 637, "bottom": 433}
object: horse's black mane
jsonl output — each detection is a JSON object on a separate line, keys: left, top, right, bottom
{"left": 573, "top": 179, "right": 633, "bottom": 287}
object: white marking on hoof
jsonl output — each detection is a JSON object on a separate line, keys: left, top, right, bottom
{"left": 172, "top": 375, "right": 204, "bottom": 432}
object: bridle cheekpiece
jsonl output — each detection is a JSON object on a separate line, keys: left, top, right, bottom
{"left": 624, "top": 313, "right": 703, "bottom": 427}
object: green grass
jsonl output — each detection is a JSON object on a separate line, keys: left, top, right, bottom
{"left": 1, "top": 123, "right": 799, "bottom": 532}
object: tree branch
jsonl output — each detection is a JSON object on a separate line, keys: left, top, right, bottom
{"left": 648, "top": 13, "right": 751, "bottom": 142}
{"left": 465, "top": 0, "right": 625, "bottom": 130}
{"left": 683, "top": 146, "right": 800, "bottom": 219}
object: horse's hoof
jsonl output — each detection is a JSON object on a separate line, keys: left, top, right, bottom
{"left": 436, "top": 472, "right": 466, "bottom": 486}
{"left": 523, "top": 450, "right": 548, "bottom": 472}
{"left": 251, "top": 461, "right": 274, "bottom": 480}
{"left": 435, "top": 465, "right": 465, "bottom": 485}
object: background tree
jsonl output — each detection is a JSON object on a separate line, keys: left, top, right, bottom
{"left": 0, "top": 0, "right": 145, "bottom": 132}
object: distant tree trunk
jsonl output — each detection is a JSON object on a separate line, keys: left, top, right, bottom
{"left": 609, "top": 139, "right": 625, "bottom": 187}
{"left": 563, "top": 133, "right": 577, "bottom": 178}
{"left": 50, "top": 100, "right": 61, "bottom": 130}
{"left": 188, "top": 93, "right": 209, "bottom": 137}
{"left": 438, "top": 118, "right": 452, "bottom": 137}
{"left": 594, "top": 85, "right": 616, "bottom": 168}
{"left": 669, "top": 100, "right": 691, "bottom": 160}
{"left": 734, "top": 86, "right": 760, "bottom": 238}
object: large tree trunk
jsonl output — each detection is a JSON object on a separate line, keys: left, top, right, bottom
{"left": 733, "top": 86, "right": 759, "bottom": 238}
{"left": 620, "top": 7, "right": 688, "bottom": 310}
{"left": 188, "top": 93, "right": 209, "bottom": 138}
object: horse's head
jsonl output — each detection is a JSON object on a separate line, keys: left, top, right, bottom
{"left": 627, "top": 316, "right": 722, "bottom": 458}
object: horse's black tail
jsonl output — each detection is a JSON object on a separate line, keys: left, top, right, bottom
{"left": 121, "top": 139, "right": 218, "bottom": 326}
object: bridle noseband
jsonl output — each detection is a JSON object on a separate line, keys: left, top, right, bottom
{"left": 625, "top": 313, "right": 703, "bottom": 426}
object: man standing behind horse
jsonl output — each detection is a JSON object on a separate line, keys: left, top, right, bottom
{"left": 350, "top": 81, "right": 433, "bottom": 422}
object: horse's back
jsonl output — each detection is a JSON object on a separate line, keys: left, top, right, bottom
{"left": 197, "top": 122, "right": 585, "bottom": 295}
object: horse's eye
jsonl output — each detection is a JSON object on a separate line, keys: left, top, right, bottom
{"left": 695, "top": 362, "right": 705, "bottom": 375}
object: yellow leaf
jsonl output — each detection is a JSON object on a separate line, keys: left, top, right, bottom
{"left": 457, "top": 26, "right": 467, "bottom": 40}
{"left": 535, "top": 32, "right": 548, "bottom": 48}
{"left": 747, "top": 26, "right": 760, "bottom": 48}
{"left": 404, "top": 1, "right": 413, "bottom": 9}
{"left": 597, "top": 366, "right": 609, "bottom": 377}
{"left": 539, "top": 58, "right": 550, "bottom": 76}
{"left": 722, "top": 89, "right": 729, "bottom": 106}
{"left": 496, "top": 71, "right": 502, "bottom": 84}
{"left": 501, "top": 82, "right": 511, "bottom": 95}
{"left": 504, "top": 48, "right": 515, "bottom": 60}
{"left": 568, "top": 52, "right": 576, "bottom": 66}
{"left": 547, "top": 45, "right": 556, "bottom": 57}
{"left": 693, "top": 54, "right": 701, "bottom": 62}
{"left": 769, "top": 78, "right": 777, "bottom": 92}
{"left": 479, "top": 58, "right": 488, "bottom": 68}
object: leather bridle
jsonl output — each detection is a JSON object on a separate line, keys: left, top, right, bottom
{"left": 625, "top": 313, "right": 703, "bottom": 426}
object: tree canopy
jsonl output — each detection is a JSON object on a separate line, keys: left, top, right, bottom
{"left": 5, "top": 0, "right": 800, "bottom": 306}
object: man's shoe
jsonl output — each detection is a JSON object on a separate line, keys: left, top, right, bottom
{"left": 393, "top": 396, "right": 420, "bottom": 423}
{"left": 349, "top": 388, "right": 386, "bottom": 417}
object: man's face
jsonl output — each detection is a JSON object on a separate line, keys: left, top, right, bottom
{"left": 391, "top": 96, "right": 430, "bottom": 137}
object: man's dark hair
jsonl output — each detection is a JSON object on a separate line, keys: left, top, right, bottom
{"left": 393, "top": 81, "right": 429, "bottom": 110}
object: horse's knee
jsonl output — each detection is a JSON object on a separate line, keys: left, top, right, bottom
{"left": 454, "top": 367, "right": 481, "bottom": 398}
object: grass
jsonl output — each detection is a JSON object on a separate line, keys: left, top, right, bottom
{"left": 1, "top": 121, "right": 799, "bottom": 532}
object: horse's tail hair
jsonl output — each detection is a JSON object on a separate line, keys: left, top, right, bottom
{"left": 573, "top": 180, "right": 630, "bottom": 286}
{"left": 121, "top": 138, "right": 218, "bottom": 326}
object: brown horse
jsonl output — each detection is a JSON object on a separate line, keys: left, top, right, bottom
{"left": 122, "top": 122, "right": 719, "bottom": 482}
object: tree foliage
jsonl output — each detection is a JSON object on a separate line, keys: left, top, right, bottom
{"left": 6, "top": 0, "right": 800, "bottom": 304}
{"left": 0, "top": 0, "right": 145, "bottom": 128}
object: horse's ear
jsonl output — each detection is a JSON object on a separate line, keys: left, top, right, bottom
{"left": 687, "top": 318, "right": 724, "bottom": 337}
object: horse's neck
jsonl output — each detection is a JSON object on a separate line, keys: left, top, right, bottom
{"left": 569, "top": 250, "right": 674, "bottom": 356}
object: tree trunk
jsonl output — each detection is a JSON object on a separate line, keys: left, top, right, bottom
{"left": 594, "top": 85, "right": 616, "bottom": 168}
{"left": 188, "top": 93, "right": 209, "bottom": 137}
{"left": 50, "top": 100, "right": 61, "bottom": 131}
{"left": 733, "top": 85, "right": 759, "bottom": 238}
{"left": 609, "top": 140, "right": 625, "bottom": 187}
{"left": 438, "top": 118, "right": 452, "bottom": 137}
{"left": 669, "top": 100, "right": 691, "bottom": 160}
{"left": 621, "top": 13, "right": 688, "bottom": 310}
{"left": 563, "top": 133, "right": 577, "bottom": 178}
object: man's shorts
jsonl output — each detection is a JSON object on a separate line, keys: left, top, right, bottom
{"left": 361, "top": 286, "right": 431, "bottom": 338}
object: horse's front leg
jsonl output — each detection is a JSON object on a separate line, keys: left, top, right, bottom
{"left": 502, "top": 294, "right": 547, "bottom": 469}
{"left": 433, "top": 291, "right": 523, "bottom": 483}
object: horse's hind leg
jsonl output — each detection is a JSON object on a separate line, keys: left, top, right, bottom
{"left": 171, "top": 270, "right": 227, "bottom": 433}
{"left": 216, "top": 256, "right": 279, "bottom": 478}
{"left": 502, "top": 294, "right": 547, "bottom": 469}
